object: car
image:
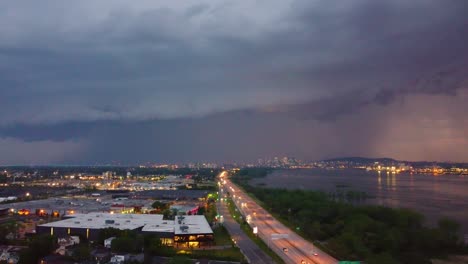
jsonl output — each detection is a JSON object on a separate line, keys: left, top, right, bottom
{"left": 282, "top": 247, "right": 288, "bottom": 253}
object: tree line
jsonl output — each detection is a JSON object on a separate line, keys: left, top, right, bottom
{"left": 232, "top": 169, "right": 466, "bottom": 264}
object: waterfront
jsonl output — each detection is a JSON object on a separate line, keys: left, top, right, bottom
{"left": 251, "top": 169, "right": 468, "bottom": 234}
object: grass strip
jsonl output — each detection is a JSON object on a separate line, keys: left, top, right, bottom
{"left": 225, "top": 197, "right": 285, "bottom": 264}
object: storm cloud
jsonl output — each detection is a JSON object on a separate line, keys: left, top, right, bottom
{"left": 1, "top": 0, "right": 467, "bottom": 164}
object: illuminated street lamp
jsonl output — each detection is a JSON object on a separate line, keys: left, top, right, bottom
{"left": 25, "top": 192, "right": 30, "bottom": 197}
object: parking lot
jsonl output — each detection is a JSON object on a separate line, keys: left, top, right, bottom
{"left": 6, "top": 194, "right": 115, "bottom": 216}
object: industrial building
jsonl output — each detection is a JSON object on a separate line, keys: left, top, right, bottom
{"left": 36, "top": 212, "right": 214, "bottom": 247}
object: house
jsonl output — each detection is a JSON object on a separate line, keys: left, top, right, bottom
{"left": 104, "top": 237, "right": 116, "bottom": 248}
{"left": 91, "top": 247, "right": 111, "bottom": 264}
{"left": 57, "top": 236, "right": 80, "bottom": 247}
{"left": 110, "top": 255, "right": 125, "bottom": 263}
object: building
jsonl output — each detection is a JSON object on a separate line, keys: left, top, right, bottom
{"left": 170, "top": 204, "right": 200, "bottom": 215}
{"left": 0, "top": 208, "right": 10, "bottom": 216}
{"left": 172, "top": 215, "right": 214, "bottom": 247}
{"left": 104, "top": 237, "right": 115, "bottom": 248}
{"left": 36, "top": 212, "right": 213, "bottom": 247}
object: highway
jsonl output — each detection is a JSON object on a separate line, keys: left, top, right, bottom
{"left": 217, "top": 199, "right": 275, "bottom": 264}
{"left": 218, "top": 171, "right": 339, "bottom": 264}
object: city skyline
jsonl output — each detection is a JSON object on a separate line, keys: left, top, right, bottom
{"left": 1, "top": 1, "right": 468, "bottom": 165}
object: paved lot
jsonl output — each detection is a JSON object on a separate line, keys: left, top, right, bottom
{"left": 6, "top": 195, "right": 113, "bottom": 215}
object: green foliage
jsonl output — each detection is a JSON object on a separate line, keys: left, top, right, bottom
{"left": 168, "top": 256, "right": 192, "bottom": 264}
{"left": 162, "top": 209, "right": 172, "bottom": 220}
{"left": 232, "top": 170, "right": 463, "bottom": 264}
{"left": 0, "top": 222, "right": 19, "bottom": 243}
{"left": 111, "top": 234, "right": 144, "bottom": 253}
{"left": 365, "top": 252, "right": 399, "bottom": 264}
{"left": 204, "top": 203, "right": 217, "bottom": 223}
{"left": 144, "top": 234, "right": 176, "bottom": 256}
{"left": 72, "top": 244, "right": 92, "bottom": 262}
{"left": 437, "top": 217, "right": 461, "bottom": 250}
{"left": 18, "top": 234, "right": 56, "bottom": 264}
{"left": 190, "top": 248, "right": 245, "bottom": 262}
{"left": 98, "top": 227, "right": 124, "bottom": 244}
{"left": 197, "top": 205, "right": 205, "bottom": 215}
{"left": 213, "top": 226, "right": 232, "bottom": 246}
{"left": 152, "top": 201, "right": 169, "bottom": 210}
{"left": 99, "top": 228, "right": 145, "bottom": 254}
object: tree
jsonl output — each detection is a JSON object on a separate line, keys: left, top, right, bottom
{"left": 98, "top": 227, "right": 123, "bottom": 244}
{"left": 111, "top": 234, "right": 144, "bottom": 254}
{"left": 144, "top": 235, "right": 176, "bottom": 256}
{"left": 438, "top": 217, "right": 460, "bottom": 249}
{"left": 365, "top": 252, "right": 399, "bottom": 264}
{"left": 162, "top": 209, "right": 172, "bottom": 220}
{"left": 72, "top": 244, "right": 91, "bottom": 262}
{"left": 168, "top": 256, "right": 192, "bottom": 264}
{"left": 112, "top": 237, "right": 135, "bottom": 253}
{"left": 197, "top": 206, "right": 205, "bottom": 215}
{"left": 152, "top": 201, "right": 169, "bottom": 210}
{"left": 18, "top": 234, "right": 56, "bottom": 264}
{"left": 438, "top": 217, "right": 460, "bottom": 238}
{"left": 0, "top": 222, "right": 20, "bottom": 243}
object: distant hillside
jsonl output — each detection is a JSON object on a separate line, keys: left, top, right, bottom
{"left": 321, "top": 157, "right": 468, "bottom": 167}
{"left": 322, "top": 157, "right": 398, "bottom": 164}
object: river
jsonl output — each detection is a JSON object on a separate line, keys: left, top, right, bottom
{"left": 250, "top": 168, "right": 468, "bottom": 235}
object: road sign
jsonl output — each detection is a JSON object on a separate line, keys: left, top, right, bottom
{"left": 253, "top": 226, "right": 258, "bottom": 234}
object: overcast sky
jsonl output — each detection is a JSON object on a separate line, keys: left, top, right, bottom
{"left": 1, "top": 0, "right": 468, "bottom": 165}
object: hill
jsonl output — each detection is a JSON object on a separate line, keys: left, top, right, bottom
{"left": 322, "top": 157, "right": 398, "bottom": 164}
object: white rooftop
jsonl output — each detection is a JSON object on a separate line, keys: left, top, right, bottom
{"left": 174, "top": 215, "right": 213, "bottom": 235}
{"left": 39, "top": 213, "right": 213, "bottom": 235}
{"left": 39, "top": 212, "right": 162, "bottom": 230}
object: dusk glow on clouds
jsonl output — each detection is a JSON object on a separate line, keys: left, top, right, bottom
{"left": 0, "top": 0, "right": 467, "bottom": 164}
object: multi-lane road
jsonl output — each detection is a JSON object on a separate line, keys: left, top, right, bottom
{"left": 218, "top": 171, "right": 338, "bottom": 264}
{"left": 217, "top": 199, "right": 275, "bottom": 264}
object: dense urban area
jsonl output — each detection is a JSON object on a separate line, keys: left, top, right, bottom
{"left": 0, "top": 162, "right": 467, "bottom": 264}
{"left": 0, "top": 166, "right": 241, "bottom": 264}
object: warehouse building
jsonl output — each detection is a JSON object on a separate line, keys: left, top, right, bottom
{"left": 36, "top": 212, "right": 213, "bottom": 247}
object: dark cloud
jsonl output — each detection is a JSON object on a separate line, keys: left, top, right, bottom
{"left": 2, "top": 91, "right": 468, "bottom": 164}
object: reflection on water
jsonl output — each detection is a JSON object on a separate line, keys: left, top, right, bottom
{"left": 251, "top": 169, "right": 468, "bottom": 234}
{"left": 409, "top": 173, "right": 414, "bottom": 192}
{"left": 377, "top": 172, "right": 382, "bottom": 190}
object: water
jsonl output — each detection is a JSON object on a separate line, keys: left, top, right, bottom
{"left": 250, "top": 169, "right": 468, "bottom": 234}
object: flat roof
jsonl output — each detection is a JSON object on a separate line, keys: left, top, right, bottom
{"left": 141, "top": 220, "right": 175, "bottom": 233}
{"left": 39, "top": 213, "right": 163, "bottom": 230}
{"left": 174, "top": 215, "right": 213, "bottom": 235}
{"left": 38, "top": 213, "right": 213, "bottom": 235}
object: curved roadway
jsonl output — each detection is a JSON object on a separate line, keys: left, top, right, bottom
{"left": 219, "top": 171, "right": 339, "bottom": 264}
